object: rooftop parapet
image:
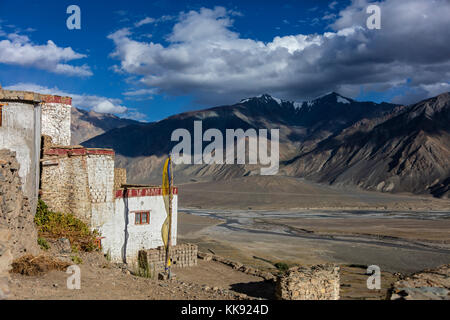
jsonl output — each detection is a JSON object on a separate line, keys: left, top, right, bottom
{"left": 0, "top": 88, "right": 72, "bottom": 105}
{"left": 115, "top": 186, "right": 179, "bottom": 198}
{"left": 43, "top": 146, "right": 115, "bottom": 157}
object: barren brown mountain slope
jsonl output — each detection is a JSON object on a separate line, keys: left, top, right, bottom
{"left": 82, "top": 93, "right": 398, "bottom": 184}
{"left": 71, "top": 107, "right": 140, "bottom": 145}
{"left": 80, "top": 92, "right": 449, "bottom": 198}
{"left": 283, "top": 92, "right": 450, "bottom": 198}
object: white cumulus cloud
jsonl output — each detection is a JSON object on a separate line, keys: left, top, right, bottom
{"left": 3, "top": 83, "right": 146, "bottom": 121}
{"left": 0, "top": 27, "right": 92, "bottom": 77}
{"left": 135, "top": 17, "right": 156, "bottom": 28}
{"left": 107, "top": 1, "right": 450, "bottom": 105}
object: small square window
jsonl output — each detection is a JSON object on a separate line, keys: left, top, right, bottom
{"left": 134, "top": 211, "right": 150, "bottom": 225}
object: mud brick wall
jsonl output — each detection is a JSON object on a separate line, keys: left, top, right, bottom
{"left": 0, "top": 150, "right": 39, "bottom": 259}
{"left": 140, "top": 244, "right": 198, "bottom": 273}
{"left": 275, "top": 264, "right": 340, "bottom": 300}
{"left": 40, "top": 149, "right": 92, "bottom": 224}
{"left": 41, "top": 98, "right": 72, "bottom": 146}
{"left": 114, "top": 168, "right": 127, "bottom": 190}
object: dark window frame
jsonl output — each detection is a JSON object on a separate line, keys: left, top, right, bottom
{"left": 134, "top": 211, "right": 150, "bottom": 225}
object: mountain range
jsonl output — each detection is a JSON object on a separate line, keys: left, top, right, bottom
{"left": 77, "top": 92, "right": 450, "bottom": 199}
{"left": 71, "top": 107, "right": 140, "bottom": 145}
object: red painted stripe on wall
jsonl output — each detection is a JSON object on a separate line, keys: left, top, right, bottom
{"left": 86, "top": 149, "right": 115, "bottom": 156}
{"left": 41, "top": 95, "right": 72, "bottom": 105}
{"left": 44, "top": 148, "right": 115, "bottom": 156}
{"left": 115, "top": 187, "right": 178, "bottom": 199}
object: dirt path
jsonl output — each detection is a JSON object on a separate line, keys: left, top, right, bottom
{"left": 8, "top": 252, "right": 268, "bottom": 300}
{"left": 8, "top": 250, "right": 398, "bottom": 300}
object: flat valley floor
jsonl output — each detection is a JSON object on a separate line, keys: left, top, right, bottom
{"left": 9, "top": 176, "right": 450, "bottom": 300}
{"left": 178, "top": 176, "right": 450, "bottom": 274}
{"left": 176, "top": 176, "right": 450, "bottom": 298}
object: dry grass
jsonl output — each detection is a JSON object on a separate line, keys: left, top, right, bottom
{"left": 11, "top": 254, "right": 71, "bottom": 276}
{"left": 35, "top": 199, "right": 99, "bottom": 252}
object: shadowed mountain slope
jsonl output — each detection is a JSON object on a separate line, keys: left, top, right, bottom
{"left": 283, "top": 92, "right": 450, "bottom": 198}
{"left": 82, "top": 92, "right": 400, "bottom": 186}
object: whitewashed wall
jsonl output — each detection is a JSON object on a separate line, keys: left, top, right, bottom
{"left": 41, "top": 103, "right": 71, "bottom": 146}
{"left": 0, "top": 102, "right": 41, "bottom": 212}
{"left": 98, "top": 194, "right": 178, "bottom": 263}
{"left": 86, "top": 154, "right": 115, "bottom": 227}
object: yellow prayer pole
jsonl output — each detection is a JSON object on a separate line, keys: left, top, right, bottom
{"left": 165, "top": 155, "right": 173, "bottom": 278}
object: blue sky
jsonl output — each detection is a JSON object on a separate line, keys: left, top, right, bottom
{"left": 0, "top": 0, "right": 449, "bottom": 121}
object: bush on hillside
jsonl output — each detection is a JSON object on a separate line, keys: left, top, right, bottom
{"left": 34, "top": 199, "right": 99, "bottom": 252}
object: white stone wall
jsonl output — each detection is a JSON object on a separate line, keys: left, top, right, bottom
{"left": 41, "top": 103, "right": 71, "bottom": 146}
{"left": 98, "top": 194, "right": 178, "bottom": 263}
{"left": 0, "top": 102, "right": 40, "bottom": 211}
{"left": 86, "top": 154, "right": 115, "bottom": 228}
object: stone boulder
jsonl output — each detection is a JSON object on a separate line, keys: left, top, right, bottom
{"left": 391, "top": 264, "right": 450, "bottom": 300}
{"left": 275, "top": 264, "right": 340, "bottom": 300}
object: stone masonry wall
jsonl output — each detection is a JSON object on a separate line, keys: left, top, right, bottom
{"left": 86, "top": 154, "right": 115, "bottom": 203}
{"left": 139, "top": 244, "right": 198, "bottom": 273}
{"left": 114, "top": 168, "right": 127, "bottom": 190}
{"left": 86, "top": 153, "right": 115, "bottom": 228}
{"left": 0, "top": 90, "right": 72, "bottom": 214}
{"left": 40, "top": 148, "right": 92, "bottom": 224}
{"left": 275, "top": 264, "right": 340, "bottom": 300}
{"left": 41, "top": 99, "right": 71, "bottom": 146}
{"left": 40, "top": 147, "right": 115, "bottom": 226}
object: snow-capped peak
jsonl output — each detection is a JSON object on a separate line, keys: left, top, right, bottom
{"left": 240, "top": 94, "right": 284, "bottom": 105}
{"left": 337, "top": 95, "right": 351, "bottom": 104}
{"left": 239, "top": 92, "right": 352, "bottom": 109}
{"left": 257, "top": 94, "right": 283, "bottom": 105}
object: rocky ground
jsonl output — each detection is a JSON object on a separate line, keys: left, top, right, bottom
{"left": 8, "top": 251, "right": 265, "bottom": 300}
{"left": 8, "top": 249, "right": 408, "bottom": 300}
{"left": 6, "top": 205, "right": 450, "bottom": 300}
{"left": 391, "top": 264, "right": 450, "bottom": 300}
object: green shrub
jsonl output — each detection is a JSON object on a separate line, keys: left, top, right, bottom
{"left": 105, "top": 249, "right": 111, "bottom": 262}
{"left": 35, "top": 199, "right": 99, "bottom": 252}
{"left": 274, "top": 262, "right": 289, "bottom": 273}
{"left": 37, "top": 237, "right": 50, "bottom": 251}
{"left": 132, "top": 251, "right": 154, "bottom": 278}
{"left": 71, "top": 255, "right": 83, "bottom": 265}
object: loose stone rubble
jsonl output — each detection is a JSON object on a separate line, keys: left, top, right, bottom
{"left": 390, "top": 264, "right": 450, "bottom": 300}
{"left": 275, "top": 264, "right": 340, "bottom": 300}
